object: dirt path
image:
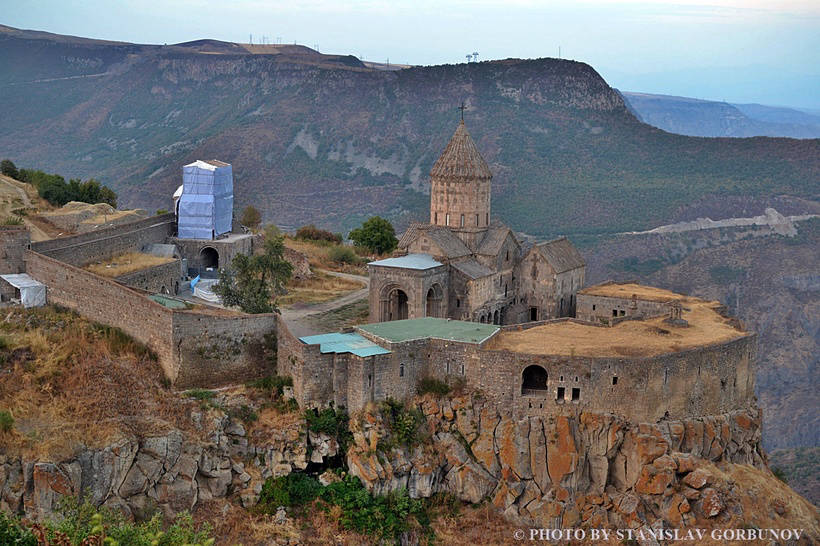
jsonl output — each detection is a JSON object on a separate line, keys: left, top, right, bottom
{"left": 279, "top": 269, "right": 369, "bottom": 336}
{"left": 0, "top": 175, "right": 51, "bottom": 241}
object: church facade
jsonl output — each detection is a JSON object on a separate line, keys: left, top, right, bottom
{"left": 368, "top": 120, "right": 586, "bottom": 325}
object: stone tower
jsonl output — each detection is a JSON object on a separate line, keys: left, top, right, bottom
{"left": 429, "top": 121, "right": 492, "bottom": 248}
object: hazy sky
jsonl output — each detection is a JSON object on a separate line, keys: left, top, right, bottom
{"left": 5, "top": 0, "right": 819, "bottom": 108}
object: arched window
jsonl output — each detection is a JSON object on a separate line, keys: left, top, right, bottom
{"left": 446, "top": 213, "right": 450, "bottom": 226}
{"left": 460, "top": 214, "right": 465, "bottom": 227}
{"left": 475, "top": 214, "right": 479, "bottom": 226}
{"left": 521, "top": 365, "right": 548, "bottom": 395}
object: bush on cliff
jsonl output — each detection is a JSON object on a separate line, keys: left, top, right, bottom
{"left": 0, "top": 511, "right": 36, "bottom": 545}
{"left": 0, "top": 411, "right": 14, "bottom": 433}
{"left": 417, "top": 377, "right": 451, "bottom": 396}
{"left": 258, "top": 473, "right": 323, "bottom": 509}
{"left": 295, "top": 224, "right": 342, "bottom": 244}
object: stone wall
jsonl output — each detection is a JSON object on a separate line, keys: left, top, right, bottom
{"left": 25, "top": 250, "right": 277, "bottom": 387}
{"left": 577, "top": 292, "right": 670, "bottom": 324}
{"left": 115, "top": 259, "right": 184, "bottom": 295}
{"left": 427, "top": 333, "right": 757, "bottom": 423}
{"left": 169, "top": 234, "right": 257, "bottom": 273}
{"left": 25, "top": 250, "right": 178, "bottom": 375}
{"left": 31, "top": 213, "right": 176, "bottom": 266}
{"left": 0, "top": 226, "right": 30, "bottom": 274}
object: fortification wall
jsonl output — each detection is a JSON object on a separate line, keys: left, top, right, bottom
{"left": 32, "top": 214, "right": 176, "bottom": 266}
{"left": 0, "top": 226, "right": 31, "bottom": 274}
{"left": 169, "top": 234, "right": 257, "bottom": 271}
{"left": 577, "top": 293, "right": 670, "bottom": 324}
{"left": 25, "top": 249, "right": 277, "bottom": 388}
{"left": 172, "top": 311, "right": 278, "bottom": 388}
{"left": 425, "top": 334, "right": 757, "bottom": 422}
{"left": 24, "top": 250, "right": 177, "bottom": 376}
{"left": 115, "top": 259, "right": 184, "bottom": 295}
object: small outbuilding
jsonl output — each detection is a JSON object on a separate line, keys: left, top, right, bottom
{"left": 0, "top": 273, "right": 47, "bottom": 308}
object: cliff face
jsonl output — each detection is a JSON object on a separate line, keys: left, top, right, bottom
{"left": 347, "top": 395, "right": 817, "bottom": 537}
{"left": 1, "top": 27, "right": 818, "bottom": 237}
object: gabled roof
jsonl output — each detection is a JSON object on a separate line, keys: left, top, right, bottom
{"left": 430, "top": 121, "right": 493, "bottom": 180}
{"left": 452, "top": 259, "right": 494, "bottom": 280}
{"left": 368, "top": 253, "right": 444, "bottom": 270}
{"left": 476, "top": 225, "right": 518, "bottom": 256}
{"left": 534, "top": 237, "right": 585, "bottom": 273}
{"left": 398, "top": 223, "right": 471, "bottom": 259}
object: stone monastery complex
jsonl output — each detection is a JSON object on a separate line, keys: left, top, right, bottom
{"left": 0, "top": 119, "right": 757, "bottom": 425}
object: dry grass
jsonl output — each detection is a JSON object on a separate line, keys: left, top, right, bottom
{"left": 279, "top": 270, "right": 365, "bottom": 305}
{"left": 489, "top": 298, "right": 746, "bottom": 357}
{"left": 84, "top": 252, "right": 176, "bottom": 277}
{"left": 0, "top": 306, "right": 199, "bottom": 459}
{"left": 284, "top": 236, "right": 370, "bottom": 275}
{"left": 578, "top": 281, "right": 688, "bottom": 302}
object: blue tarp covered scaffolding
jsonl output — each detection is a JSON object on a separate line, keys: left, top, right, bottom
{"left": 177, "top": 160, "right": 234, "bottom": 240}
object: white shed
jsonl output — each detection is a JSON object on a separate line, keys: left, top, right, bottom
{"left": 0, "top": 274, "right": 46, "bottom": 308}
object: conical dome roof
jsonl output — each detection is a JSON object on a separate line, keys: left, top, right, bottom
{"left": 430, "top": 121, "right": 493, "bottom": 180}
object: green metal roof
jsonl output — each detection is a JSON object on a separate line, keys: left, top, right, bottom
{"left": 358, "top": 318, "right": 499, "bottom": 344}
{"left": 299, "top": 332, "right": 391, "bottom": 358}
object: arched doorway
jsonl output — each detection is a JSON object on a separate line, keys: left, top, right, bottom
{"left": 522, "top": 365, "right": 548, "bottom": 395}
{"left": 425, "top": 284, "right": 444, "bottom": 317}
{"left": 380, "top": 284, "right": 409, "bottom": 322}
{"left": 493, "top": 309, "right": 500, "bottom": 325}
{"left": 200, "top": 247, "right": 219, "bottom": 269}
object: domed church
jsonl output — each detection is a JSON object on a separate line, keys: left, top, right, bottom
{"left": 367, "top": 120, "right": 586, "bottom": 325}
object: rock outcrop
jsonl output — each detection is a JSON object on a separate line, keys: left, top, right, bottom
{"left": 347, "top": 394, "right": 772, "bottom": 529}
{"left": 0, "top": 412, "right": 338, "bottom": 521}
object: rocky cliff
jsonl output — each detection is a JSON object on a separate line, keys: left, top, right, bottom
{"left": 347, "top": 394, "right": 819, "bottom": 538}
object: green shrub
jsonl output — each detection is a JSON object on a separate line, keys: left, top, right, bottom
{"left": 0, "top": 511, "right": 36, "bottom": 545}
{"left": 417, "top": 377, "right": 451, "bottom": 396}
{"left": 49, "top": 498, "right": 214, "bottom": 545}
{"left": 321, "top": 475, "right": 427, "bottom": 540}
{"left": 327, "top": 245, "right": 359, "bottom": 264}
{"left": 772, "top": 466, "right": 787, "bottom": 482}
{"left": 229, "top": 404, "right": 258, "bottom": 424}
{"left": 0, "top": 410, "right": 13, "bottom": 433}
{"left": 259, "top": 473, "right": 322, "bottom": 509}
{"left": 247, "top": 375, "right": 293, "bottom": 395}
{"left": 304, "top": 407, "right": 353, "bottom": 452}
{"left": 295, "top": 224, "right": 342, "bottom": 244}
{"left": 379, "top": 399, "right": 425, "bottom": 448}
{"left": 0, "top": 336, "right": 8, "bottom": 350}
{"left": 184, "top": 389, "right": 216, "bottom": 401}
{"left": 155, "top": 208, "right": 169, "bottom": 215}
{"left": 2, "top": 216, "right": 23, "bottom": 225}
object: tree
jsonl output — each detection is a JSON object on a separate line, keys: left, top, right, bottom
{"left": 214, "top": 227, "right": 293, "bottom": 313}
{"left": 240, "top": 205, "right": 262, "bottom": 231}
{"left": 348, "top": 216, "right": 398, "bottom": 255}
{"left": 0, "top": 159, "right": 18, "bottom": 179}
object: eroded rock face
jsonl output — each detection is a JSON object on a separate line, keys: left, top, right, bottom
{"left": 0, "top": 413, "right": 313, "bottom": 521}
{"left": 347, "top": 394, "right": 767, "bottom": 529}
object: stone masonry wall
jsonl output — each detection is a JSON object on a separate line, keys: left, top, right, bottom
{"left": 115, "top": 259, "right": 184, "bottom": 295}
{"left": 25, "top": 250, "right": 177, "bottom": 376}
{"left": 577, "top": 293, "right": 670, "bottom": 324}
{"left": 25, "top": 250, "right": 277, "bottom": 387}
{"left": 31, "top": 213, "right": 176, "bottom": 266}
{"left": 426, "top": 333, "right": 757, "bottom": 423}
{"left": 0, "top": 226, "right": 31, "bottom": 274}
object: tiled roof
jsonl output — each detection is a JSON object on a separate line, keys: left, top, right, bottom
{"left": 399, "top": 224, "right": 471, "bottom": 259}
{"left": 535, "top": 237, "right": 585, "bottom": 273}
{"left": 477, "top": 225, "right": 515, "bottom": 256}
{"left": 368, "top": 253, "right": 444, "bottom": 270}
{"left": 430, "top": 121, "right": 493, "bottom": 180}
{"left": 452, "top": 259, "right": 494, "bottom": 279}
{"left": 426, "top": 226, "right": 471, "bottom": 258}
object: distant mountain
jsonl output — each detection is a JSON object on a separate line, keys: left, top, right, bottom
{"left": 0, "top": 25, "right": 818, "bottom": 239}
{"left": 621, "top": 91, "right": 820, "bottom": 139}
